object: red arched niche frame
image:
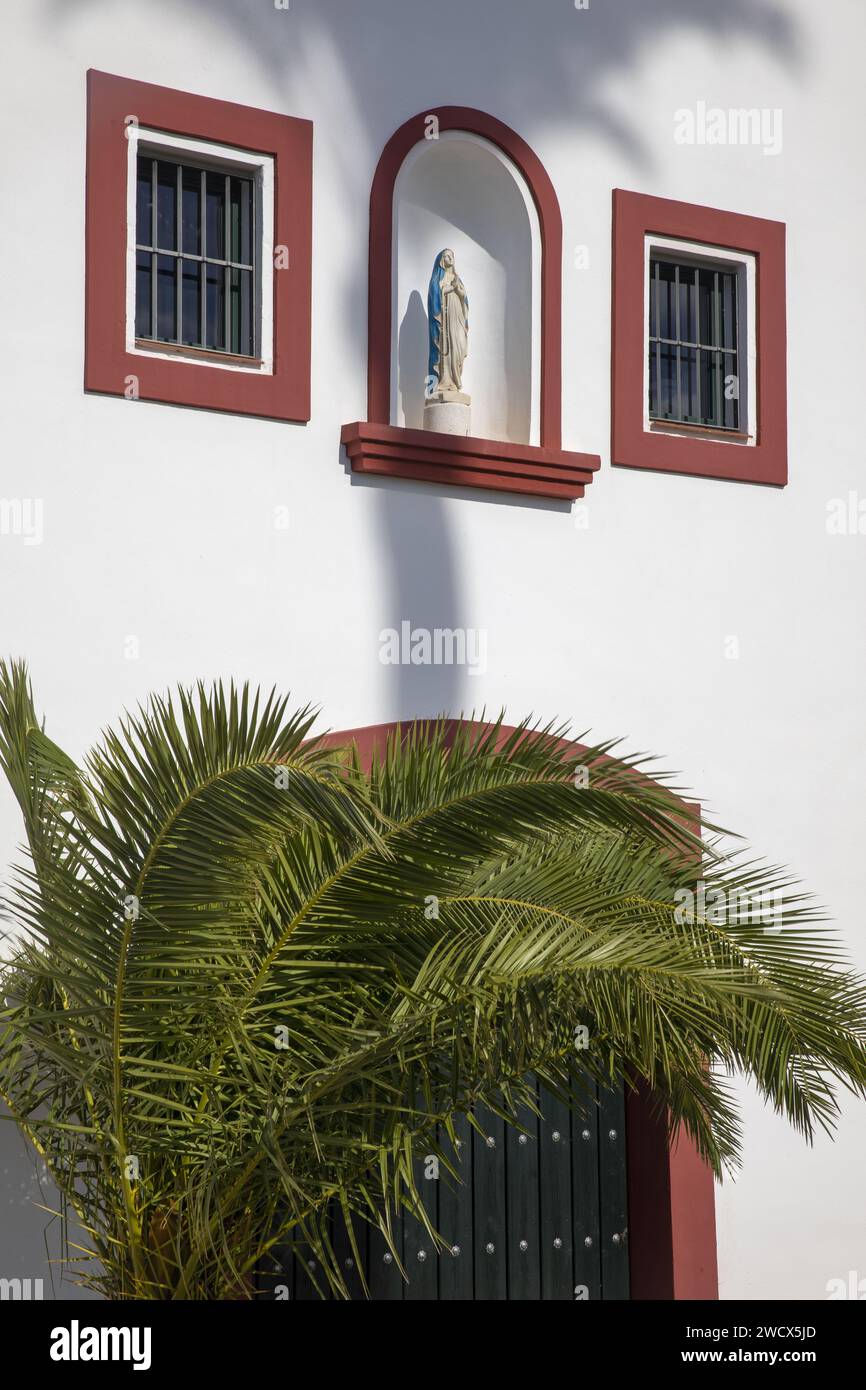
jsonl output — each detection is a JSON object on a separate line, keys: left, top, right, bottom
{"left": 319, "top": 718, "right": 719, "bottom": 1300}
{"left": 341, "top": 108, "right": 600, "bottom": 503}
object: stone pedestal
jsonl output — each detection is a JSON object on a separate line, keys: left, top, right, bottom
{"left": 423, "top": 392, "right": 471, "bottom": 437}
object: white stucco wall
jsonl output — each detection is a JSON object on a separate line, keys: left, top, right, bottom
{"left": 1, "top": 0, "right": 864, "bottom": 1301}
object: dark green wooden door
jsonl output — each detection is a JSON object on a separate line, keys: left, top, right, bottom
{"left": 267, "top": 1078, "right": 629, "bottom": 1301}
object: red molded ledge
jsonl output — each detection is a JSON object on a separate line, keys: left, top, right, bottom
{"left": 342, "top": 421, "right": 599, "bottom": 502}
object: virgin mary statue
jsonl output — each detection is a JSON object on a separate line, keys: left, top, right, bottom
{"left": 427, "top": 248, "right": 469, "bottom": 399}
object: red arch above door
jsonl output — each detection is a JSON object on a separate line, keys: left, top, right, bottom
{"left": 319, "top": 718, "right": 719, "bottom": 1300}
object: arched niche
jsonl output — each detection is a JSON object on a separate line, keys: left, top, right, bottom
{"left": 342, "top": 108, "right": 600, "bottom": 502}
{"left": 392, "top": 131, "right": 541, "bottom": 446}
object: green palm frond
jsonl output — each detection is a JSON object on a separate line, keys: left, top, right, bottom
{"left": 1, "top": 660, "right": 864, "bottom": 1300}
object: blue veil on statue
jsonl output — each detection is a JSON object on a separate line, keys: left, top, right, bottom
{"left": 427, "top": 249, "right": 469, "bottom": 386}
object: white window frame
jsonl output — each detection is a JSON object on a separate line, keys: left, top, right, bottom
{"left": 643, "top": 234, "right": 756, "bottom": 444}
{"left": 125, "top": 125, "right": 275, "bottom": 375}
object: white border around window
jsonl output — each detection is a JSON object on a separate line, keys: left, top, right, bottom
{"left": 125, "top": 125, "right": 275, "bottom": 375}
{"left": 642, "top": 234, "right": 756, "bottom": 444}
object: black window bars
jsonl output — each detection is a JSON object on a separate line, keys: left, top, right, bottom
{"left": 135, "top": 154, "right": 256, "bottom": 358}
{"left": 648, "top": 257, "right": 740, "bottom": 430}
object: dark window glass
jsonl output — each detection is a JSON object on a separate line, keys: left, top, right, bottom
{"left": 722, "top": 352, "right": 739, "bottom": 429}
{"left": 649, "top": 256, "right": 740, "bottom": 430}
{"left": 181, "top": 260, "right": 201, "bottom": 346}
{"left": 136, "top": 158, "right": 152, "bottom": 246}
{"left": 699, "top": 349, "right": 717, "bottom": 425}
{"left": 656, "top": 261, "right": 674, "bottom": 340}
{"left": 229, "top": 178, "right": 253, "bottom": 265}
{"left": 206, "top": 264, "right": 225, "bottom": 350}
{"left": 156, "top": 254, "right": 176, "bottom": 340}
{"left": 182, "top": 167, "right": 201, "bottom": 255}
{"left": 678, "top": 271, "right": 696, "bottom": 343}
{"left": 721, "top": 272, "right": 737, "bottom": 349}
{"left": 680, "top": 346, "right": 698, "bottom": 419}
{"left": 659, "top": 344, "right": 676, "bottom": 416}
{"left": 135, "top": 251, "right": 152, "bottom": 337}
{"left": 156, "top": 162, "right": 177, "bottom": 252}
{"left": 698, "top": 268, "right": 715, "bottom": 345}
{"left": 229, "top": 268, "right": 253, "bottom": 355}
{"left": 206, "top": 173, "right": 226, "bottom": 260}
{"left": 135, "top": 156, "right": 255, "bottom": 356}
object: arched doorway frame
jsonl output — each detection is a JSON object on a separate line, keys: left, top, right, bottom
{"left": 320, "top": 718, "right": 719, "bottom": 1300}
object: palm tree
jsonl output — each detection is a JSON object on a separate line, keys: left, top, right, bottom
{"left": 0, "top": 659, "right": 864, "bottom": 1300}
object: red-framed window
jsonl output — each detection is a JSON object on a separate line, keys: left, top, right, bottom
{"left": 612, "top": 189, "right": 787, "bottom": 486}
{"left": 84, "top": 70, "right": 312, "bottom": 423}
